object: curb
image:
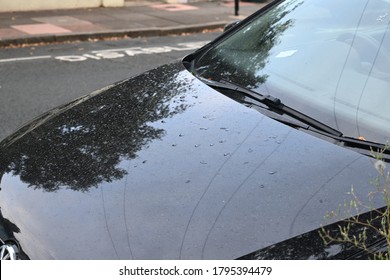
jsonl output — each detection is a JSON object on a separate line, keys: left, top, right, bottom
{"left": 0, "top": 22, "right": 228, "bottom": 47}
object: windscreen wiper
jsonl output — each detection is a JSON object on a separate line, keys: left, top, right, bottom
{"left": 198, "top": 77, "right": 343, "bottom": 137}
{"left": 195, "top": 75, "right": 389, "bottom": 157}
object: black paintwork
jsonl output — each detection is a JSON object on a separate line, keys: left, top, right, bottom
{"left": 0, "top": 61, "right": 386, "bottom": 259}
{"left": 238, "top": 206, "right": 388, "bottom": 260}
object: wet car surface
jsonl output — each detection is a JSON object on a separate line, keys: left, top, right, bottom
{"left": 0, "top": 0, "right": 389, "bottom": 259}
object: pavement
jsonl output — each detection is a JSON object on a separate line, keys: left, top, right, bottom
{"left": 0, "top": 0, "right": 270, "bottom": 47}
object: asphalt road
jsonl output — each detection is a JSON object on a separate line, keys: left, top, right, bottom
{"left": 0, "top": 32, "right": 221, "bottom": 141}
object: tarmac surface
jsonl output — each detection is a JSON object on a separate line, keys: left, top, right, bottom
{"left": 0, "top": 0, "right": 270, "bottom": 47}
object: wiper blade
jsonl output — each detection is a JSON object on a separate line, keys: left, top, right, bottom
{"left": 199, "top": 77, "right": 343, "bottom": 137}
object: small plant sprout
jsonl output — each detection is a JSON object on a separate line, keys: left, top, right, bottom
{"left": 319, "top": 146, "right": 390, "bottom": 260}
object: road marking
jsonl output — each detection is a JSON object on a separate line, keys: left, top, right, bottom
{"left": 0, "top": 55, "right": 52, "bottom": 63}
{"left": 55, "top": 41, "right": 208, "bottom": 62}
{"left": 0, "top": 41, "right": 209, "bottom": 64}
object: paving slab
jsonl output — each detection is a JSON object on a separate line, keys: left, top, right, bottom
{"left": 0, "top": 0, "right": 272, "bottom": 47}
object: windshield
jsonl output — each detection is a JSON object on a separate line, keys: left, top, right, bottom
{"left": 194, "top": 0, "right": 390, "bottom": 145}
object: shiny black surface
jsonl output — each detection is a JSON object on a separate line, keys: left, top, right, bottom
{"left": 238, "top": 206, "right": 388, "bottom": 260}
{"left": 0, "top": 61, "right": 385, "bottom": 259}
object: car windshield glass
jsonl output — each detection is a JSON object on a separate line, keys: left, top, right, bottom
{"left": 194, "top": 0, "right": 390, "bottom": 145}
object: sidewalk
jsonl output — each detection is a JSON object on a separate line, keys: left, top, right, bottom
{"left": 0, "top": 0, "right": 270, "bottom": 47}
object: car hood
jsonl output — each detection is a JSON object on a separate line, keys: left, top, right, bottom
{"left": 0, "top": 61, "right": 382, "bottom": 259}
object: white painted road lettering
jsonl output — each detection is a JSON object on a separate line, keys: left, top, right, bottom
{"left": 0, "top": 41, "right": 208, "bottom": 64}
{"left": 55, "top": 41, "right": 208, "bottom": 62}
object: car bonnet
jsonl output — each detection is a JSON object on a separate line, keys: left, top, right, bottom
{"left": 0, "top": 61, "right": 383, "bottom": 259}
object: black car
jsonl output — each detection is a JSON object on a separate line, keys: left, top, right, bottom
{"left": 0, "top": 0, "right": 389, "bottom": 260}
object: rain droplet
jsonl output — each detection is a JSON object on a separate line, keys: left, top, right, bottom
{"left": 219, "top": 140, "right": 226, "bottom": 143}
{"left": 209, "top": 143, "right": 214, "bottom": 146}
{"left": 200, "top": 127, "right": 208, "bottom": 130}
{"left": 172, "top": 144, "right": 177, "bottom": 147}
{"left": 248, "top": 148, "right": 253, "bottom": 153}
{"left": 259, "top": 184, "right": 265, "bottom": 188}
{"left": 195, "top": 144, "right": 200, "bottom": 148}
{"left": 142, "top": 160, "right": 147, "bottom": 164}
{"left": 200, "top": 161, "right": 207, "bottom": 164}
{"left": 185, "top": 179, "right": 191, "bottom": 184}
{"left": 268, "top": 171, "right": 277, "bottom": 174}
{"left": 179, "top": 134, "right": 185, "bottom": 137}
{"left": 224, "top": 153, "right": 230, "bottom": 157}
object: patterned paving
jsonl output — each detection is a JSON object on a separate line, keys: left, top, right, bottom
{"left": 222, "top": 1, "right": 256, "bottom": 7}
{"left": 0, "top": 1, "right": 265, "bottom": 43}
{"left": 0, "top": 27, "right": 25, "bottom": 39}
{"left": 11, "top": 23, "right": 71, "bottom": 35}
{"left": 31, "top": 16, "right": 108, "bottom": 33}
{"left": 151, "top": 4, "right": 199, "bottom": 12}
{"left": 32, "top": 16, "right": 93, "bottom": 26}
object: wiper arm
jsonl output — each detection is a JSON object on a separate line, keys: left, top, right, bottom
{"left": 199, "top": 77, "right": 343, "bottom": 137}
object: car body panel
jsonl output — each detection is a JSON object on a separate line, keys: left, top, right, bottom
{"left": 0, "top": 61, "right": 383, "bottom": 259}
{"left": 239, "top": 205, "right": 388, "bottom": 260}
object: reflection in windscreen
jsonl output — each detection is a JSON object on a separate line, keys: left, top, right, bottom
{"left": 195, "top": 0, "right": 390, "bottom": 144}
